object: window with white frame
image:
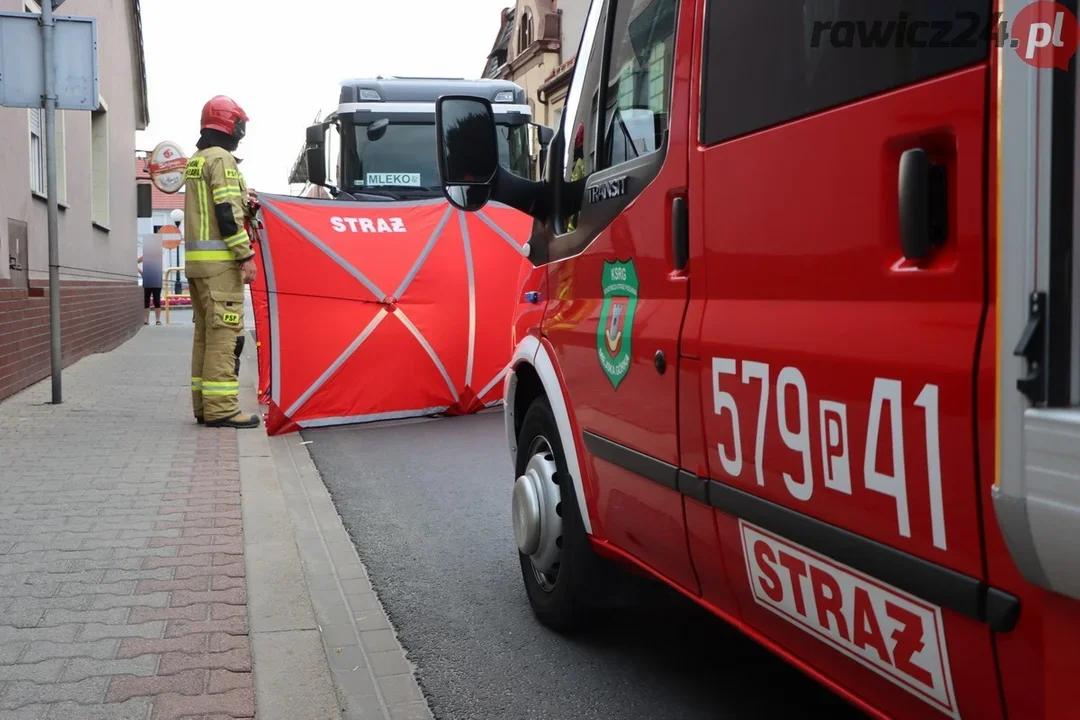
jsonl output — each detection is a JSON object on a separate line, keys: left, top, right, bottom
{"left": 91, "top": 98, "right": 109, "bottom": 228}
{"left": 28, "top": 109, "right": 68, "bottom": 204}
{"left": 25, "top": 0, "right": 68, "bottom": 205}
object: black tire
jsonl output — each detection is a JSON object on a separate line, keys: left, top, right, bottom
{"left": 516, "top": 396, "right": 617, "bottom": 632}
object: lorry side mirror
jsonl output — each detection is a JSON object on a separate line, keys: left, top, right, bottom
{"left": 306, "top": 123, "right": 325, "bottom": 146}
{"left": 306, "top": 146, "right": 327, "bottom": 187}
{"left": 537, "top": 124, "right": 554, "bottom": 147}
{"left": 305, "top": 123, "right": 327, "bottom": 188}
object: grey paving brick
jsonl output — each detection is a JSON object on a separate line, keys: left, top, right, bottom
{"left": 0, "top": 660, "right": 65, "bottom": 684}
{"left": 8, "top": 541, "right": 84, "bottom": 554}
{"left": 116, "top": 527, "right": 176, "bottom": 539}
{"left": 100, "top": 569, "right": 172, "bottom": 583}
{"left": 340, "top": 695, "right": 384, "bottom": 720}
{"left": 3, "top": 596, "right": 92, "bottom": 614}
{"left": 0, "top": 610, "right": 45, "bottom": 629}
{"left": 0, "top": 645, "right": 24, "bottom": 665}
{"left": 312, "top": 602, "right": 353, "bottom": 627}
{"left": 9, "top": 550, "right": 113, "bottom": 565}
{"left": 325, "top": 644, "right": 367, "bottom": 672}
{"left": 0, "top": 703, "right": 49, "bottom": 720}
{"left": 305, "top": 573, "right": 339, "bottom": 592}
{"left": 352, "top": 610, "right": 391, "bottom": 632}
{"left": 39, "top": 609, "right": 129, "bottom": 628}
{"left": 89, "top": 593, "right": 168, "bottom": 610}
{"left": 0, "top": 677, "right": 109, "bottom": 710}
{"left": 43, "top": 697, "right": 153, "bottom": 720}
{"left": 358, "top": 629, "right": 400, "bottom": 653}
{"left": 334, "top": 668, "right": 378, "bottom": 699}
{"left": 368, "top": 650, "right": 410, "bottom": 679}
{"left": 76, "top": 539, "right": 146, "bottom": 552}
{"left": 21, "top": 640, "right": 119, "bottom": 664}
{"left": 0, "top": 562, "right": 74, "bottom": 579}
{"left": 60, "top": 655, "right": 158, "bottom": 682}
{"left": 77, "top": 623, "right": 164, "bottom": 642}
{"left": 336, "top": 562, "right": 368, "bottom": 581}
{"left": 24, "top": 570, "right": 102, "bottom": 586}
{"left": 377, "top": 674, "right": 424, "bottom": 705}
{"left": 0, "top": 626, "right": 80, "bottom": 646}
{"left": 320, "top": 624, "right": 359, "bottom": 649}
{"left": 346, "top": 592, "right": 381, "bottom": 613}
{"left": 388, "top": 701, "right": 434, "bottom": 720}
{"left": 341, "top": 578, "right": 374, "bottom": 596}
{"left": 57, "top": 582, "right": 136, "bottom": 598}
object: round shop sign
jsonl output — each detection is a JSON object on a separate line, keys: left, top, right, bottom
{"left": 147, "top": 140, "right": 188, "bottom": 194}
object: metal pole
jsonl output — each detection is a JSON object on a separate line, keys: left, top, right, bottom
{"left": 42, "top": 0, "right": 62, "bottom": 404}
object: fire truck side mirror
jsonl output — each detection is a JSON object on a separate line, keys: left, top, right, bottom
{"left": 436, "top": 95, "right": 550, "bottom": 220}
{"left": 436, "top": 96, "right": 499, "bottom": 211}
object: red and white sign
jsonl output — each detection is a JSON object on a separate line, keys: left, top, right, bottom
{"left": 739, "top": 521, "right": 958, "bottom": 718}
{"left": 147, "top": 140, "right": 188, "bottom": 194}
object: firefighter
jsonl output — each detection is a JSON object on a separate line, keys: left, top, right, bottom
{"left": 183, "top": 95, "right": 261, "bottom": 429}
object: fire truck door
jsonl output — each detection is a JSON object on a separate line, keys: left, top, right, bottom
{"left": 540, "top": 0, "right": 697, "bottom": 591}
{"left": 683, "top": 1, "right": 1011, "bottom": 718}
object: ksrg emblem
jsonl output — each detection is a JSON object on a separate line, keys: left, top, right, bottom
{"left": 597, "top": 259, "right": 638, "bottom": 389}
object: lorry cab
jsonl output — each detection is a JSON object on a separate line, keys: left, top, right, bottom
{"left": 298, "top": 77, "right": 549, "bottom": 202}
{"left": 434, "top": 0, "right": 1080, "bottom": 718}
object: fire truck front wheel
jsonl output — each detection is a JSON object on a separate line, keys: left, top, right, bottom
{"left": 513, "top": 396, "right": 612, "bottom": 632}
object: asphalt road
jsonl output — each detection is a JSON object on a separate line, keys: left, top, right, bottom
{"left": 303, "top": 411, "right": 869, "bottom": 720}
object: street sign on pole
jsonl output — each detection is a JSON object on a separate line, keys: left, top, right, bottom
{"left": 0, "top": 11, "right": 98, "bottom": 110}
{"left": 0, "top": 9, "right": 99, "bottom": 404}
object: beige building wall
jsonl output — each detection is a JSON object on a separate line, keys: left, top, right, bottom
{"left": 0, "top": 0, "right": 148, "bottom": 286}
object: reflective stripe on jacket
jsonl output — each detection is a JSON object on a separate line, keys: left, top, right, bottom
{"left": 183, "top": 146, "right": 255, "bottom": 278}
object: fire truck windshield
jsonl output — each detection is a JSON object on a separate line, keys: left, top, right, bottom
{"left": 344, "top": 120, "right": 532, "bottom": 199}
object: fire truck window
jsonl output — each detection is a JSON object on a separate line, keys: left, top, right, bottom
{"left": 559, "top": 0, "right": 608, "bottom": 233}
{"left": 700, "top": 0, "right": 992, "bottom": 146}
{"left": 600, "top": 0, "right": 678, "bottom": 169}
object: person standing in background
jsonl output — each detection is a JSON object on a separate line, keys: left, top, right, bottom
{"left": 137, "top": 231, "right": 164, "bottom": 325}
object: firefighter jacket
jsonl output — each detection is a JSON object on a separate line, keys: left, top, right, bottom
{"left": 182, "top": 146, "right": 255, "bottom": 279}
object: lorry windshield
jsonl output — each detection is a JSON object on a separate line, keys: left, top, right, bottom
{"left": 345, "top": 120, "right": 531, "bottom": 199}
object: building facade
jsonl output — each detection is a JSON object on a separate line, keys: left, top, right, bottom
{"left": 0, "top": 0, "right": 149, "bottom": 401}
{"left": 484, "top": 0, "right": 588, "bottom": 135}
{"left": 482, "top": 0, "right": 561, "bottom": 124}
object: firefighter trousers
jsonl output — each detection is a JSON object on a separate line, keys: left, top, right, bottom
{"left": 190, "top": 268, "right": 246, "bottom": 422}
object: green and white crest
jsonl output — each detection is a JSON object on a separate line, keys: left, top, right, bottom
{"left": 597, "top": 259, "right": 639, "bottom": 389}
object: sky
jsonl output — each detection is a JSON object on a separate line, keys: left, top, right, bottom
{"left": 136, "top": 0, "right": 513, "bottom": 194}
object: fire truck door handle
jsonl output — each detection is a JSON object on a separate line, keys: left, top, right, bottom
{"left": 672, "top": 196, "right": 688, "bottom": 270}
{"left": 898, "top": 148, "right": 948, "bottom": 261}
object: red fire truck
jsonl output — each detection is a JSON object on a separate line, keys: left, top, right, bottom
{"left": 433, "top": 0, "right": 1080, "bottom": 717}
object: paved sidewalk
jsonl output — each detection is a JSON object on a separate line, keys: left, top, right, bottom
{"left": 0, "top": 326, "right": 255, "bottom": 719}
{"left": 0, "top": 321, "right": 434, "bottom": 720}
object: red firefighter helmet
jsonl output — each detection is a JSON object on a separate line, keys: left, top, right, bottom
{"left": 201, "top": 96, "right": 249, "bottom": 139}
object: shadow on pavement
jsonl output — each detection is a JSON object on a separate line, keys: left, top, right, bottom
{"left": 562, "top": 579, "right": 870, "bottom": 719}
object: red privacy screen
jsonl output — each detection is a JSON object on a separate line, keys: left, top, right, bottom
{"left": 250, "top": 194, "right": 533, "bottom": 436}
